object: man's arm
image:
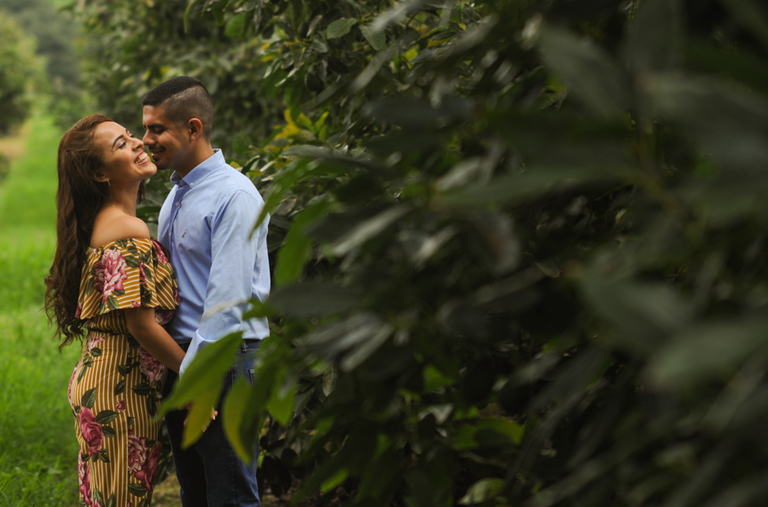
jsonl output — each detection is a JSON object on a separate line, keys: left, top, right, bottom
{"left": 179, "top": 189, "right": 269, "bottom": 374}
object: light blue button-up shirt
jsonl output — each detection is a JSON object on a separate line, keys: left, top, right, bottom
{"left": 158, "top": 150, "right": 270, "bottom": 374}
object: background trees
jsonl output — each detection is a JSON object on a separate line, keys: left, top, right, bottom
{"left": 0, "top": 10, "right": 41, "bottom": 136}
{"left": 72, "top": 0, "right": 768, "bottom": 505}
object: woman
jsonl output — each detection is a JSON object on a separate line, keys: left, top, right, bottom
{"left": 45, "top": 114, "right": 185, "bottom": 506}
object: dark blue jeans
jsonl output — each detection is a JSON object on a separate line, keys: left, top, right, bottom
{"left": 163, "top": 341, "right": 261, "bottom": 507}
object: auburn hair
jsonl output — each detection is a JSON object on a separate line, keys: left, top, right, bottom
{"left": 44, "top": 114, "right": 144, "bottom": 346}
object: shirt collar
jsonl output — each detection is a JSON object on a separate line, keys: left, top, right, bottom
{"left": 170, "top": 149, "right": 224, "bottom": 188}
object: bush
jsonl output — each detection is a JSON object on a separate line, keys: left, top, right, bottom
{"left": 77, "top": 0, "right": 768, "bottom": 505}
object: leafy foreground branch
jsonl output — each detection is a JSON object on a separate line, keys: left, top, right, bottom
{"left": 76, "top": 0, "right": 768, "bottom": 505}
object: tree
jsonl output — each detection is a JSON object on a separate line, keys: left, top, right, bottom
{"left": 1, "top": 0, "right": 89, "bottom": 128}
{"left": 75, "top": 0, "right": 768, "bottom": 505}
{"left": 0, "top": 10, "right": 40, "bottom": 135}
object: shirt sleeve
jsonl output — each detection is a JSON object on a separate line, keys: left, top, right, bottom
{"left": 179, "top": 189, "right": 270, "bottom": 374}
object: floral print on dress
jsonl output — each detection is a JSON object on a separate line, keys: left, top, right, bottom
{"left": 79, "top": 238, "right": 177, "bottom": 320}
{"left": 94, "top": 248, "right": 128, "bottom": 305}
{"left": 70, "top": 237, "right": 178, "bottom": 507}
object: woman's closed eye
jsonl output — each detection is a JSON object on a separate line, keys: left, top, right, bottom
{"left": 118, "top": 133, "right": 136, "bottom": 149}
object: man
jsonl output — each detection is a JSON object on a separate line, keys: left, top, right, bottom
{"left": 142, "top": 76, "right": 269, "bottom": 507}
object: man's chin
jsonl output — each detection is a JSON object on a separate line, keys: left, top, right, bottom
{"left": 152, "top": 158, "right": 171, "bottom": 171}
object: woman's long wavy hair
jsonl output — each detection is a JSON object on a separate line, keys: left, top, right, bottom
{"left": 45, "top": 114, "right": 144, "bottom": 347}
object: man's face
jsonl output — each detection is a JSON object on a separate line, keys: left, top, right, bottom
{"left": 142, "top": 104, "right": 192, "bottom": 173}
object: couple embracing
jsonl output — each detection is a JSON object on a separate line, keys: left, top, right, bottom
{"left": 45, "top": 76, "right": 269, "bottom": 507}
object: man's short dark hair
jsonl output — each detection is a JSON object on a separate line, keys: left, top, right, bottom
{"left": 142, "top": 76, "right": 214, "bottom": 140}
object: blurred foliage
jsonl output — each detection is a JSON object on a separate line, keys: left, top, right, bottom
{"left": 0, "top": 10, "right": 41, "bottom": 135}
{"left": 0, "top": 0, "right": 90, "bottom": 129}
{"left": 0, "top": 0, "right": 79, "bottom": 85}
{"left": 0, "top": 152, "right": 9, "bottom": 182}
{"left": 77, "top": 0, "right": 768, "bottom": 505}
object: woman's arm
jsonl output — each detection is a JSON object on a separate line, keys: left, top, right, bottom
{"left": 124, "top": 307, "right": 186, "bottom": 373}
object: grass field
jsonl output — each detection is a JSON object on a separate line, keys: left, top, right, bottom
{"left": 0, "top": 115, "right": 81, "bottom": 506}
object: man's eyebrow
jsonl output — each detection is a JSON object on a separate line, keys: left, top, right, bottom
{"left": 111, "top": 135, "right": 124, "bottom": 151}
{"left": 146, "top": 123, "right": 164, "bottom": 130}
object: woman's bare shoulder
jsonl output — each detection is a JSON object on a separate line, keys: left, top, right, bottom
{"left": 90, "top": 211, "right": 150, "bottom": 248}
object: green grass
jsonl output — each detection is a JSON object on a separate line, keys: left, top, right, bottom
{"left": 0, "top": 114, "right": 80, "bottom": 506}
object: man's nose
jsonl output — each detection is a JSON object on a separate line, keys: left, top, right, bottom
{"left": 142, "top": 131, "right": 153, "bottom": 145}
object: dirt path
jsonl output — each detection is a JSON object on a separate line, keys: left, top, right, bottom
{"left": 153, "top": 473, "right": 284, "bottom": 506}
{"left": 0, "top": 126, "right": 28, "bottom": 160}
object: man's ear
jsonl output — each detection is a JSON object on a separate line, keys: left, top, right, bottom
{"left": 188, "top": 118, "right": 204, "bottom": 142}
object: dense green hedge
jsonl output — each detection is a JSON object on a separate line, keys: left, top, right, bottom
{"left": 76, "top": 0, "right": 768, "bottom": 505}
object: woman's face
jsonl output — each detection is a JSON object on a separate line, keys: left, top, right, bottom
{"left": 94, "top": 121, "right": 156, "bottom": 188}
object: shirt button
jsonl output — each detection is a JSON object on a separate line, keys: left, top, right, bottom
{"left": 175, "top": 202, "right": 180, "bottom": 207}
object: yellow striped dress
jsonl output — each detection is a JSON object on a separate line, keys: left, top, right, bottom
{"left": 68, "top": 238, "right": 179, "bottom": 507}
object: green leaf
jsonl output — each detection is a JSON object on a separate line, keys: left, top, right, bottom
{"left": 321, "top": 468, "right": 349, "bottom": 493}
{"left": 128, "top": 483, "right": 148, "bottom": 497}
{"left": 225, "top": 12, "right": 247, "bottom": 39}
{"left": 621, "top": 0, "right": 683, "bottom": 74}
{"left": 359, "top": 24, "right": 385, "bottom": 50}
{"left": 480, "top": 418, "right": 524, "bottom": 445}
{"left": 81, "top": 388, "right": 97, "bottom": 409}
{"left": 537, "top": 24, "right": 629, "bottom": 117}
{"left": 102, "top": 426, "right": 117, "bottom": 438}
{"left": 363, "top": 96, "right": 475, "bottom": 130}
{"left": 132, "top": 383, "right": 152, "bottom": 396}
{"left": 301, "top": 312, "right": 389, "bottom": 362}
{"left": 369, "top": 0, "right": 434, "bottom": 34}
{"left": 95, "top": 410, "right": 119, "bottom": 424}
{"left": 274, "top": 200, "right": 328, "bottom": 286}
{"left": 685, "top": 39, "right": 768, "bottom": 95}
{"left": 232, "top": 134, "right": 250, "bottom": 157}
{"left": 106, "top": 295, "right": 119, "bottom": 311}
{"left": 424, "top": 364, "right": 455, "bottom": 392}
{"left": 269, "top": 281, "right": 360, "bottom": 318}
{"left": 222, "top": 374, "right": 257, "bottom": 463}
{"left": 646, "top": 74, "right": 768, "bottom": 169}
{"left": 183, "top": 0, "right": 205, "bottom": 33}
{"left": 161, "top": 332, "right": 243, "bottom": 416}
{"left": 211, "top": 0, "right": 228, "bottom": 25}
{"left": 90, "top": 347, "right": 102, "bottom": 357}
{"left": 444, "top": 166, "right": 631, "bottom": 208}
{"left": 114, "top": 379, "right": 125, "bottom": 396}
{"left": 225, "top": 355, "right": 281, "bottom": 464}
{"left": 125, "top": 256, "right": 140, "bottom": 268}
{"left": 339, "top": 322, "right": 394, "bottom": 372}
{"left": 255, "top": 159, "right": 311, "bottom": 229}
{"left": 580, "top": 269, "right": 693, "bottom": 354}
{"left": 332, "top": 204, "right": 412, "bottom": 256}
{"left": 452, "top": 418, "right": 524, "bottom": 450}
{"left": 326, "top": 18, "right": 357, "bottom": 39}
{"left": 267, "top": 374, "right": 296, "bottom": 426}
{"left": 312, "top": 39, "right": 329, "bottom": 53}
{"left": 720, "top": 0, "right": 768, "bottom": 53}
{"left": 648, "top": 318, "right": 768, "bottom": 389}
{"left": 458, "top": 478, "right": 505, "bottom": 505}
{"left": 182, "top": 387, "right": 220, "bottom": 449}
